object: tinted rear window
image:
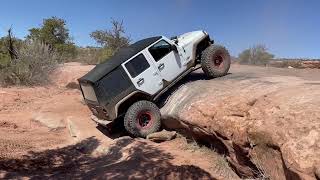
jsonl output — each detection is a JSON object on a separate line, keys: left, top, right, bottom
{"left": 95, "top": 67, "right": 132, "bottom": 102}
{"left": 80, "top": 83, "right": 98, "bottom": 102}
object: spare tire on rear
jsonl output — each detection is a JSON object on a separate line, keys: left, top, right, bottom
{"left": 201, "top": 45, "right": 231, "bottom": 78}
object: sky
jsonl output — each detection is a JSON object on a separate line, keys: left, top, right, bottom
{"left": 1, "top": 0, "right": 320, "bottom": 58}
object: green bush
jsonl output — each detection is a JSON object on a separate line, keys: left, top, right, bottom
{"left": 74, "top": 47, "right": 100, "bottom": 64}
{"left": 55, "top": 43, "right": 77, "bottom": 62}
{"left": 0, "top": 36, "right": 23, "bottom": 68}
{"left": 0, "top": 39, "right": 10, "bottom": 68}
{"left": 0, "top": 53, "right": 10, "bottom": 68}
{"left": 238, "top": 45, "right": 274, "bottom": 66}
{"left": 26, "top": 17, "right": 77, "bottom": 63}
{"left": 99, "top": 47, "right": 114, "bottom": 63}
{"left": 74, "top": 47, "right": 114, "bottom": 65}
{"left": 90, "top": 19, "right": 130, "bottom": 52}
{"left": 0, "top": 41, "right": 58, "bottom": 86}
{"left": 71, "top": 19, "right": 131, "bottom": 65}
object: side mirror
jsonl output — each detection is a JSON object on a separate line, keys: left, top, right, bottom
{"left": 170, "top": 36, "right": 179, "bottom": 44}
{"left": 171, "top": 44, "right": 178, "bottom": 52}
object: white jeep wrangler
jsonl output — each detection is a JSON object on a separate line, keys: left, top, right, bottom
{"left": 78, "top": 30, "right": 230, "bottom": 137}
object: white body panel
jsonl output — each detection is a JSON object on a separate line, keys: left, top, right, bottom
{"left": 146, "top": 37, "right": 187, "bottom": 82}
{"left": 153, "top": 51, "right": 185, "bottom": 81}
{"left": 175, "top": 31, "right": 208, "bottom": 63}
{"left": 122, "top": 50, "right": 163, "bottom": 95}
{"left": 122, "top": 30, "right": 208, "bottom": 95}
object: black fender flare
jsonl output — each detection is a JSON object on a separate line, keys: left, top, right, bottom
{"left": 115, "top": 91, "right": 152, "bottom": 117}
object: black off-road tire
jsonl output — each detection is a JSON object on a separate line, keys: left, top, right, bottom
{"left": 124, "top": 100, "right": 161, "bottom": 138}
{"left": 201, "top": 45, "right": 231, "bottom": 78}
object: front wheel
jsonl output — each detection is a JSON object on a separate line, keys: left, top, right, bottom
{"left": 124, "top": 100, "right": 161, "bottom": 137}
{"left": 201, "top": 45, "right": 231, "bottom": 78}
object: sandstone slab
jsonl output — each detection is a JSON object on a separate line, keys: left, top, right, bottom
{"left": 161, "top": 67, "right": 320, "bottom": 179}
{"left": 147, "top": 130, "right": 177, "bottom": 142}
{"left": 32, "top": 112, "right": 65, "bottom": 130}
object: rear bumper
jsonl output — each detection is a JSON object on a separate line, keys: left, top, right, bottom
{"left": 86, "top": 103, "right": 110, "bottom": 120}
{"left": 91, "top": 115, "right": 112, "bottom": 126}
{"left": 84, "top": 99, "right": 118, "bottom": 121}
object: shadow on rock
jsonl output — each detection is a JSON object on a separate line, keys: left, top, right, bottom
{"left": 0, "top": 136, "right": 215, "bottom": 179}
{"left": 95, "top": 117, "right": 131, "bottom": 140}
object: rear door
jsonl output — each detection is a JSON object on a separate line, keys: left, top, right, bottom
{"left": 122, "top": 52, "right": 163, "bottom": 95}
{"left": 147, "top": 39, "right": 186, "bottom": 82}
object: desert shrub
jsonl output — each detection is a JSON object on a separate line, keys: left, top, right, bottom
{"left": 74, "top": 47, "right": 114, "bottom": 65}
{"left": 55, "top": 43, "right": 77, "bottom": 62}
{"left": 0, "top": 38, "right": 11, "bottom": 67}
{"left": 26, "top": 17, "right": 71, "bottom": 46}
{"left": 72, "top": 19, "right": 131, "bottom": 65}
{"left": 0, "top": 35, "right": 23, "bottom": 68}
{"left": 0, "top": 53, "right": 10, "bottom": 68}
{"left": 26, "top": 17, "right": 77, "bottom": 63}
{"left": 90, "top": 19, "right": 130, "bottom": 52}
{"left": 239, "top": 45, "right": 274, "bottom": 66}
{"left": 99, "top": 47, "right": 114, "bottom": 62}
{"left": 0, "top": 41, "right": 58, "bottom": 86}
{"left": 74, "top": 47, "right": 100, "bottom": 64}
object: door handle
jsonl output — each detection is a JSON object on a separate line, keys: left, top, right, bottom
{"left": 137, "top": 78, "right": 144, "bottom": 86}
{"left": 158, "top": 63, "right": 165, "bottom": 71}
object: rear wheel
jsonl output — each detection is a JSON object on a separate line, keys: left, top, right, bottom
{"left": 201, "top": 45, "right": 231, "bottom": 78}
{"left": 124, "top": 100, "right": 161, "bottom": 137}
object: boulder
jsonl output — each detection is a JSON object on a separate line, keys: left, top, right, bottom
{"left": 66, "top": 82, "right": 80, "bottom": 90}
{"left": 66, "top": 116, "right": 79, "bottom": 138}
{"left": 147, "top": 130, "right": 177, "bottom": 142}
{"left": 32, "top": 112, "right": 65, "bottom": 130}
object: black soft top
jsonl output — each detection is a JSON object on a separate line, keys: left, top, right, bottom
{"left": 79, "top": 36, "right": 162, "bottom": 83}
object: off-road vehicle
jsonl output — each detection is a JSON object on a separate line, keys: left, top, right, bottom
{"left": 78, "top": 30, "right": 230, "bottom": 137}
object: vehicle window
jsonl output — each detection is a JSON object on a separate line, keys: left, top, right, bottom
{"left": 95, "top": 67, "right": 132, "bottom": 102}
{"left": 125, "top": 54, "right": 150, "bottom": 78}
{"left": 80, "top": 83, "right": 98, "bottom": 102}
{"left": 149, "top": 40, "right": 172, "bottom": 62}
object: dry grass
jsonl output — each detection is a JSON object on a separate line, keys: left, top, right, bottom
{"left": 181, "top": 137, "right": 238, "bottom": 179}
{"left": 250, "top": 152, "right": 270, "bottom": 180}
{"left": 74, "top": 47, "right": 113, "bottom": 65}
{"left": 73, "top": 47, "right": 101, "bottom": 65}
{"left": 0, "top": 41, "right": 58, "bottom": 86}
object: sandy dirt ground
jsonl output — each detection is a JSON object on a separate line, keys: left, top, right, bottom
{"left": 0, "top": 63, "right": 237, "bottom": 179}
{"left": 0, "top": 62, "right": 319, "bottom": 179}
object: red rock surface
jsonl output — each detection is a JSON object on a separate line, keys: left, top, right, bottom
{"left": 162, "top": 65, "right": 320, "bottom": 179}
